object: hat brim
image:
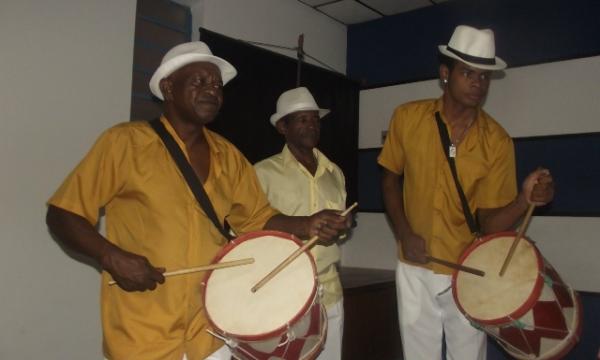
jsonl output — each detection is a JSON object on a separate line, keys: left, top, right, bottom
{"left": 270, "top": 107, "right": 330, "bottom": 126}
{"left": 149, "top": 53, "right": 237, "bottom": 100}
{"left": 438, "top": 45, "right": 506, "bottom": 71}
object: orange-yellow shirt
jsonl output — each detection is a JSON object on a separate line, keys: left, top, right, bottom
{"left": 48, "top": 117, "right": 278, "bottom": 360}
{"left": 378, "top": 98, "right": 517, "bottom": 274}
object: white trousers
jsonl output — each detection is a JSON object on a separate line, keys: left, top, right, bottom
{"left": 316, "top": 299, "right": 344, "bottom": 360}
{"left": 395, "top": 261, "right": 486, "bottom": 360}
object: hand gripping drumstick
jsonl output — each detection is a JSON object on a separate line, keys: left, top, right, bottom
{"left": 499, "top": 203, "right": 536, "bottom": 276}
{"left": 251, "top": 202, "right": 358, "bottom": 293}
{"left": 426, "top": 256, "right": 485, "bottom": 277}
{"left": 108, "top": 258, "right": 254, "bottom": 286}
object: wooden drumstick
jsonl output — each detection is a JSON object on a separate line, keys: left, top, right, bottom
{"left": 426, "top": 256, "right": 485, "bottom": 277}
{"left": 108, "top": 257, "right": 254, "bottom": 286}
{"left": 499, "top": 203, "right": 536, "bottom": 276}
{"left": 251, "top": 202, "right": 358, "bottom": 293}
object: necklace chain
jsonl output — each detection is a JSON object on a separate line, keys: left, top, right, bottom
{"left": 451, "top": 119, "right": 474, "bottom": 145}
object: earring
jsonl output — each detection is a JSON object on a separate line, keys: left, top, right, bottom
{"left": 443, "top": 79, "right": 448, "bottom": 84}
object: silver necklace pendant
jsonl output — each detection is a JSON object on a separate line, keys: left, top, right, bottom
{"left": 449, "top": 144, "right": 457, "bottom": 158}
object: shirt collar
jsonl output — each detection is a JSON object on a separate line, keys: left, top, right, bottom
{"left": 159, "top": 115, "right": 224, "bottom": 179}
{"left": 281, "top": 144, "right": 335, "bottom": 173}
{"left": 159, "top": 116, "right": 188, "bottom": 156}
{"left": 202, "top": 127, "right": 223, "bottom": 179}
{"left": 433, "top": 97, "right": 487, "bottom": 133}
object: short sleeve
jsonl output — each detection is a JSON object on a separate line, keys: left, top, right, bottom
{"left": 47, "top": 127, "right": 130, "bottom": 225}
{"left": 378, "top": 106, "right": 407, "bottom": 175}
{"left": 334, "top": 166, "right": 347, "bottom": 208}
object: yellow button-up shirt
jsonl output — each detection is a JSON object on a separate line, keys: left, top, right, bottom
{"left": 378, "top": 98, "right": 517, "bottom": 274}
{"left": 48, "top": 117, "right": 278, "bottom": 360}
{"left": 254, "top": 145, "right": 346, "bottom": 307}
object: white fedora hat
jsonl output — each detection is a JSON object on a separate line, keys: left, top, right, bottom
{"left": 149, "top": 41, "right": 237, "bottom": 100}
{"left": 270, "top": 87, "right": 330, "bottom": 126}
{"left": 438, "top": 25, "right": 507, "bottom": 70}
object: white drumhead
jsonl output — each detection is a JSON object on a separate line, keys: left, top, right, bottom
{"left": 455, "top": 235, "right": 540, "bottom": 321}
{"left": 204, "top": 234, "right": 316, "bottom": 337}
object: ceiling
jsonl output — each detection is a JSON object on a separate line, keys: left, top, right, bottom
{"left": 297, "top": 0, "right": 450, "bottom": 25}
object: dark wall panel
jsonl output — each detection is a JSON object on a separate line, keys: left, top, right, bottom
{"left": 358, "top": 132, "right": 600, "bottom": 216}
{"left": 347, "top": 0, "right": 600, "bottom": 88}
{"left": 514, "top": 133, "right": 600, "bottom": 216}
{"left": 199, "top": 28, "right": 360, "bottom": 206}
{"left": 130, "top": 0, "right": 191, "bottom": 121}
{"left": 357, "top": 148, "right": 385, "bottom": 213}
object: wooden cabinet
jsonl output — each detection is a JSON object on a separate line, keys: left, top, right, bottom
{"left": 340, "top": 267, "right": 403, "bottom": 360}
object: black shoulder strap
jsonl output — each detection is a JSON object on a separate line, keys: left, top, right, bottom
{"left": 434, "top": 111, "right": 481, "bottom": 236}
{"left": 149, "top": 119, "right": 234, "bottom": 241}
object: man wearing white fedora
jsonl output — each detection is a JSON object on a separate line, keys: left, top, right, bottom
{"left": 46, "top": 42, "right": 351, "bottom": 360}
{"left": 255, "top": 87, "right": 347, "bottom": 360}
{"left": 379, "top": 25, "right": 555, "bottom": 359}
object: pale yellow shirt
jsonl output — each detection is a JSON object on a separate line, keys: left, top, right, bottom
{"left": 48, "top": 117, "right": 278, "bottom": 360}
{"left": 254, "top": 145, "right": 347, "bottom": 307}
{"left": 378, "top": 98, "right": 517, "bottom": 274}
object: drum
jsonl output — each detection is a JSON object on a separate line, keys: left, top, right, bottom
{"left": 202, "top": 230, "right": 326, "bottom": 360}
{"left": 452, "top": 232, "right": 582, "bottom": 360}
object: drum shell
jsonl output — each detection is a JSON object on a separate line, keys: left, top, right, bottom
{"left": 452, "top": 232, "right": 582, "bottom": 360}
{"left": 452, "top": 231, "right": 545, "bottom": 325}
{"left": 201, "top": 230, "right": 326, "bottom": 360}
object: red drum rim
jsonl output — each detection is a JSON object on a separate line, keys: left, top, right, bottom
{"left": 201, "top": 230, "right": 318, "bottom": 342}
{"left": 451, "top": 231, "right": 545, "bottom": 326}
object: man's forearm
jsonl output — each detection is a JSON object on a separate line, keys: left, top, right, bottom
{"left": 478, "top": 193, "right": 530, "bottom": 234}
{"left": 46, "top": 205, "right": 112, "bottom": 264}
{"left": 381, "top": 170, "right": 412, "bottom": 242}
{"left": 264, "top": 213, "right": 311, "bottom": 238}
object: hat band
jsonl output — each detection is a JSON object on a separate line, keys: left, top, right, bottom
{"left": 447, "top": 46, "right": 496, "bottom": 66}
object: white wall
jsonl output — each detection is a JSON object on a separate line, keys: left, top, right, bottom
{"left": 0, "top": 0, "right": 346, "bottom": 358}
{"left": 358, "top": 56, "right": 600, "bottom": 149}
{"left": 342, "top": 56, "right": 600, "bottom": 292}
{"left": 0, "top": 0, "right": 136, "bottom": 358}
{"left": 192, "top": 0, "right": 347, "bottom": 74}
{"left": 18, "top": 1, "right": 596, "bottom": 356}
